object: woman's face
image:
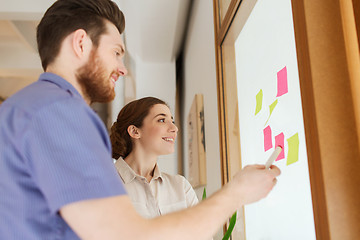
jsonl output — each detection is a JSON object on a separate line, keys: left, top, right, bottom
{"left": 136, "top": 104, "right": 178, "bottom": 156}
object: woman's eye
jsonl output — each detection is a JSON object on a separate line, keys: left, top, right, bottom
{"left": 158, "top": 119, "right": 165, "bottom": 123}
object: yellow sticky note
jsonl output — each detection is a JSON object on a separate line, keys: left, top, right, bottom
{"left": 255, "top": 89, "right": 263, "bottom": 115}
{"left": 286, "top": 133, "right": 299, "bottom": 165}
{"left": 264, "top": 99, "right": 278, "bottom": 125}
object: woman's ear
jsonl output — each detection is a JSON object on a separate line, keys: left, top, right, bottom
{"left": 127, "top": 125, "right": 141, "bottom": 139}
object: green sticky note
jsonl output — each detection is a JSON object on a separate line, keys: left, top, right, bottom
{"left": 264, "top": 99, "right": 278, "bottom": 125}
{"left": 286, "top": 133, "right": 299, "bottom": 165}
{"left": 255, "top": 89, "right": 263, "bottom": 115}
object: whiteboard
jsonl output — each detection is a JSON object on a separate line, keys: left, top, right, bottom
{"left": 235, "top": 0, "right": 316, "bottom": 239}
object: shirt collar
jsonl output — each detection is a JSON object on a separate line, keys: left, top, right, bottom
{"left": 38, "top": 72, "right": 82, "bottom": 98}
{"left": 114, "top": 157, "right": 163, "bottom": 183}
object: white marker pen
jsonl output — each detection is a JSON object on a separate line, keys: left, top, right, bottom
{"left": 265, "top": 146, "right": 282, "bottom": 169}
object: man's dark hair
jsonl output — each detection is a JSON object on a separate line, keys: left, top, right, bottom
{"left": 37, "top": 0, "right": 125, "bottom": 70}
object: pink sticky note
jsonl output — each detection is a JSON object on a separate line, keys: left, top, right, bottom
{"left": 263, "top": 126, "right": 273, "bottom": 151}
{"left": 276, "top": 66, "right": 288, "bottom": 97}
{"left": 275, "top": 132, "right": 285, "bottom": 160}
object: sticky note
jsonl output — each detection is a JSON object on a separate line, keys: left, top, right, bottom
{"left": 286, "top": 133, "right": 299, "bottom": 165}
{"left": 276, "top": 66, "right": 288, "bottom": 97}
{"left": 264, "top": 99, "right": 278, "bottom": 125}
{"left": 275, "top": 132, "right": 285, "bottom": 161}
{"left": 269, "top": 99, "right": 278, "bottom": 115}
{"left": 255, "top": 89, "right": 263, "bottom": 115}
{"left": 263, "top": 125, "right": 272, "bottom": 151}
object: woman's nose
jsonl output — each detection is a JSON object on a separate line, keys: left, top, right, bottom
{"left": 171, "top": 122, "right": 178, "bottom": 132}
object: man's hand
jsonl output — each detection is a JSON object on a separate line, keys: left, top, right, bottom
{"left": 229, "top": 164, "right": 281, "bottom": 207}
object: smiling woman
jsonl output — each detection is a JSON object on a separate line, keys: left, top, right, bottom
{"left": 110, "top": 97, "right": 199, "bottom": 219}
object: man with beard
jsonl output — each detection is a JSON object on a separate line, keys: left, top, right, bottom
{"left": 0, "top": 0, "right": 280, "bottom": 239}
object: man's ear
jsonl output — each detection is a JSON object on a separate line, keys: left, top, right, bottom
{"left": 72, "top": 29, "right": 90, "bottom": 58}
{"left": 127, "top": 125, "right": 141, "bottom": 139}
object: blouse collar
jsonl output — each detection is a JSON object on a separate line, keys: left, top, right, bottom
{"left": 114, "top": 157, "right": 163, "bottom": 183}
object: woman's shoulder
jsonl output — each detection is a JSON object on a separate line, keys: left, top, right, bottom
{"left": 160, "top": 172, "right": 184, "bottom": 180}
{"left": 160, "top": 172, "right": 192, "bottom": 186}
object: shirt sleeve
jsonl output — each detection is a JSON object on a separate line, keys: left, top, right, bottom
{"left": 23, "top": 98, "right": 126, "bottom": 213}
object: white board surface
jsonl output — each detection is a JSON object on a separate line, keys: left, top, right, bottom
{"left": 234, "top": 0, "right": 316, "bottom": 239}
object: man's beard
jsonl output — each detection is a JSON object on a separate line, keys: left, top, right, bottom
{"left": 76, "top": 48, "right": 115, "bottom": 103}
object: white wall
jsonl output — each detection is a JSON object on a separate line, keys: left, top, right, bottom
{"left": 182, "top": 0, "right": 223, "bottom": 238}
{"left": 135, "top": 59, "right": 176, "bottom": 112}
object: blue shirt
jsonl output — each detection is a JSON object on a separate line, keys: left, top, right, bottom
{"left": 0, "top": 73, "right": 127, "bottom": 239}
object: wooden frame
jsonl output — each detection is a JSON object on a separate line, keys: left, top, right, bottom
{"left": 187, "top": 94, "right": 207, "bottom": 188}
{"left": 213, "top": 0, "right": 360, "bottom": 239}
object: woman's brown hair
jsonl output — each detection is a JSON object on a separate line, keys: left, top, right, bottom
{"left": 110, "top": 97, "right": 168, "bottom": 159}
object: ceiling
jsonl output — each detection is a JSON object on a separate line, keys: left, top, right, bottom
{"left": 0, "top": 0, "right": 190, "bottom": 99}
